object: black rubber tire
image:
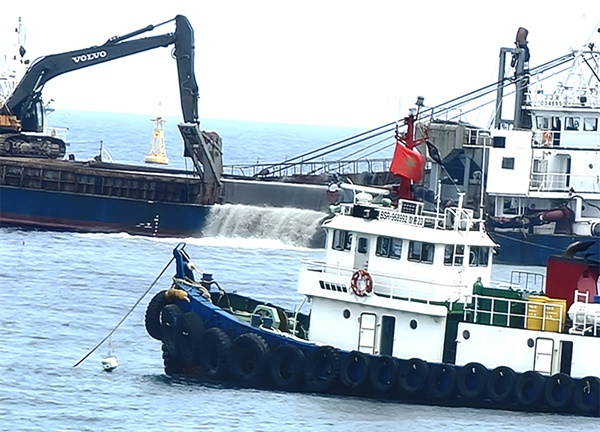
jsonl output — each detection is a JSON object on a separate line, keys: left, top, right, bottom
{"left": 161, "top": 304, "right": 184, "bottom": 359}
{"left": 369, "top": 355, "right": 398, "bottom": 394}
{"left": 398, "top": 358, "right": 430, "bottom": 397}
{"left": 145, "top": 290, "right": 169, "bottom": 340}
{"left": 486, "top": 366, "right": 517, "bottom": 404}
{"left": 514, "top": 370, "right": 546, "bottom": 409}
{"left": 162, "top": 343, "right": 183, "bottom": 375}
{"left": 457, "top": 362, "right": 489, "bottom": 399}
{"left": 269, "top": 344, "right": 306, "bottom": 390}
{"left": 572, "top": 376, "right": 600, "bottom": 416}
{"left": 176, "top": 312, "right": 205, "bottom": 365}
{"left": 543, "top": 373, "right": 574, "bottom": 411}
{"left": 304, "top": 345, "right": 340, "bottom": 393}
{"left": 228, "top": 333, "right": 270, "bottom": 386}
{"left": 200, "top": 327, "right": 231, "bottom": 380}
{"left": 339, "top": 351, "right": 371, "bottom": 390}
{"left": 427, "top": 364, "right": 457, "bottom": 400}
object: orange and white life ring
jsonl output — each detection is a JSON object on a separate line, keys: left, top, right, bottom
{"left": 350, "top": 269, "right": 373, "bottom": 296}
{"left": 542, "top": 131, "right": 552, "bottom": 146}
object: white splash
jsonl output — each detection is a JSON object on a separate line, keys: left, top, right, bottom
{"left": 204, "top": 204, "right": 327, "bottom": 248}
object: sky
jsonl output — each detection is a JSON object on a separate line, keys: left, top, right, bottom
{"left": 1, "top": 0, "right": 599, "bottom": 128}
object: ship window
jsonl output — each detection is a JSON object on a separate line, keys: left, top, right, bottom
{"left": 332, "top": 230, "right": 352, "bottom": 251}
{"left": 408, "top": 241, "right": 434, "bottom": 264}
{"left": 376, "top": 237, "right": 402, "bottom": 259}
{"left": 565, "top": 117, "right": 580, "bottom": 131}
{"left": 583, "top": 117, "right": 598, "bottom": 131}
{"left": 357, "top": 237, "right": 368, "bottom": 254}
{"left": 551, "top": 116, "right": 561, "bottom": 131}
{"left": 444, "top": 245, "right": 464, "bottom": 266}
{"left": 536, "top": 116, "right": 550, "bottom": 130}
{"left": 469, "top": 246, "right": 490, "bottom": 267}
{"left": 501, "top": 157, "right": 515, "bottom": 170}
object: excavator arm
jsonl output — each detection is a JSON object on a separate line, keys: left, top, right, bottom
{"left": 1, "top": 15, "right": 199, "bottom": 132}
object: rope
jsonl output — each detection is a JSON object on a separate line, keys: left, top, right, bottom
{"left": 72, "top": 255, "right": 175, "bottom": 368}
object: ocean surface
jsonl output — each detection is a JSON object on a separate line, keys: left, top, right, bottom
{"left": 0, "top": 111, "right": 596, "bottom": 431}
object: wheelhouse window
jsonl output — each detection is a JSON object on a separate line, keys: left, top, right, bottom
{"left": 583, "top": 117, "right": 598, "bottom": 131}
{"left": 376, "top": 236, "right": 402, "bottom": 259}
{"left": 501, "top": 157, "right": 515, "bottom": 170}
{"left": 469, "top": 246, "right": 490, "bottom": 267}
{"left": 332, "top": 230, "right": 352, "bottom": 251}
{"left": 444, "top": 245, "right": 464, "bottom": 266}
{"left": 408, "top": 241, "right": 434, "bottom": 264}
{"left": 536, "top": 116, "right": 549, "bottom": 130}
{"left": 565, "top": 117, "right": 580, "bottom": 131}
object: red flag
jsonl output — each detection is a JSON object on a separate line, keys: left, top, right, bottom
{"left": 390, "top": 143, "right": 426, "bottom": 182}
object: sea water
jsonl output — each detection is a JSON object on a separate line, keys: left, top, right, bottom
{"left": 0, "top": 111, "right": 595, "bottom": 431}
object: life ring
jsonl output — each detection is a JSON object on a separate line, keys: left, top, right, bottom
{"left": 573, "top": 376, "right": 600, "bottom": 416}
{"left": 514, "top": 370, "right": 546, "bottom": 408}
{"left": 350, "top": 269, "right": 373, "bottom": 296}
{"left": 228, "top": 333, "right": 270, "bottom": 385}
{"left": 303, "top": 345, "right": 341, "bottom": 392}
{"left": 427, "top": 363, "right": 457, "bottom": 400}
{"left": 543, "top": 372, "right": 574, "bottom": 411}
{"left": 457, "top": 362, "right": 489, "bottom": 399}
{"left": 145, "top": 290, "right": 170, "bottom": 340}
{"left": 369, "top": 355, "right": 398, "bottom": 394}
{"left": 542, "top": 131, "right": 552, "bottom": 145}
{"left": 269, "top": 344, "right": 306, "bottom": 390}
{"left": 160, "top": 304, "right": 184, "bottom": 359}
{"left": 200, "top": 327, "right": 231, "bottom": 380}
{"left": 398, "top": 358, "right": 430, "bottom": 396}
{"left": 175, "top": 312, "right": 205, "bottom": 365}
{"left": 486, "top": 366, "right": 516, "bottom": 404}
{"left": 339, "top": 350, "right": 371, "bottom": 390}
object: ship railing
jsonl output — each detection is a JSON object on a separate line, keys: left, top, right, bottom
{"left": 463, "top": 128, "right": 493, "bottom": 148}
{"left": 463, "top": 294, "right": 565, "bottom": 332}
{"left": 301, "top": 260, "right": 467, "bottom": 305}
{"left": 488, "top": 270, "right": 545, "bottom": 293}
{"left": 529, "top": 171, "right": 600, "bottom": 193}
{"left": 42, "top": 126, "right": 69, "bottom": 142}
{"left": 222, "top": 158, "right": 393, "bottom": 178}
{"left": 340, "top": 199, "right": 484, "bottom": 232}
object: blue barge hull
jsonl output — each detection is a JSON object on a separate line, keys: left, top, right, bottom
{"left": 489, "top": 231, "right": 598, "bottom": 266}
{"left": 0, "top": 186, "right": 210, "bottom": 237}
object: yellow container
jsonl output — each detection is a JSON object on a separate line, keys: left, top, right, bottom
{"left": 544, "top": 298, "right": 567, "bottom": 332}
{"left": 526, "top": 295, "right": 548, "bottom": 331}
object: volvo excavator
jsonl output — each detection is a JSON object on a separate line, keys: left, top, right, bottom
{"left": 0, "top": 15, "right": 200, "bottom": 160}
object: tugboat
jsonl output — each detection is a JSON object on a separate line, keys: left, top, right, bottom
{"left": 144, "top": 113, "right": 600, "bottom": 416}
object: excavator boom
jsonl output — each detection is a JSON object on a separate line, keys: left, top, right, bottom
{"left": 0, "top": 15, "right": 199, "bottom": 158}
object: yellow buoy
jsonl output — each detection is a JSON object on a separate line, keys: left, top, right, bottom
{"left": 145, "top": 116, "right": 169, "bottom": 165}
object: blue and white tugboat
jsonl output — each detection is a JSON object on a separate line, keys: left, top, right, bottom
{"left": 145, "top": 116, "right": 600, "bottom": 416}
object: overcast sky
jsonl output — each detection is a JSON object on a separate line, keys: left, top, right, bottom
{"left": 1, "top": 0, "right": 598, "bottom": 127}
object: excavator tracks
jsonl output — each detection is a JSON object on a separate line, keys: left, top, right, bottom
{"left": 0, "top": 133, "right": 66, "bottom": 159}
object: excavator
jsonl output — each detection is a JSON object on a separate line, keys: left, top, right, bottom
{"left": 0, "top": 15, "right": 200, "bottom": 160}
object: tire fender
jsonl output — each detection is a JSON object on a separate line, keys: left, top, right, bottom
{"left": 228, "top": 333, "right": 270, "bottom": 385}
{"left": 514, "top": 370, "right": 546, "bottom": 408}
{"left": 339, "top": 350, "right": 371, "bottom": 390}
{"left": 486, "top": 366, "right": 517, "bottom": 404}
{"left": 398, "top": 358, "right": 430, "bottom": 396}
{"left": 457, "top": 362, "right": 489, "bottom": 399}
{"left": 145, "top": 290, "right": 169, "bottom": 340}
{"left": 303, "top": 345, "right": 340, "bottom": 393}
{"left": 161, "top": 304, "right": 184, "bottom": 359}
{"left": 427, "top": 364, "right": 457, "bottom": 400}
{"left": 200, "top": 327, "right": 231, "bottom": 380}
{"left": 369, "top": 355, "right": 398, "bottom": 394}
{"left": 269, "top": 344, "right": 306, "bottom": 390}
{"left": 573, "top": 376, "right": 600, "bottom": 416}
{"left": 176, "top": 312, "right": 205, "bottom": 365}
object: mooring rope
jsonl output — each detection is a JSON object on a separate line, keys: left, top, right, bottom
{"left": 72, "top": 255, "right": 175, "bottom": 368}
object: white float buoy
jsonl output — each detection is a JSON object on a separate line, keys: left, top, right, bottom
{"left": 101, "top": 355, "right": 119, "bottom": 372}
